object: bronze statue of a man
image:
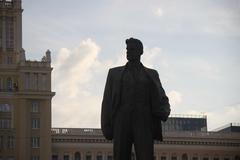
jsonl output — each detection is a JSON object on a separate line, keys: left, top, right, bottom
{"left": 101, "top": 38, "right": 170, "bottom": 160}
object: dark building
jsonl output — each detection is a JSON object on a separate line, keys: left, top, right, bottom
{"left": 214, "top": 123, "right": 240, "bottom": 133}
{"left": 162, "top": 114, "right": 207, "bottom": 132}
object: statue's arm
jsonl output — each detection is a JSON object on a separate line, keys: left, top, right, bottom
{"left": 101, "top": 69, "right": 113, "bottom": 140}
{"left": 151, "top": 70, "right": 171, "bottom": 122}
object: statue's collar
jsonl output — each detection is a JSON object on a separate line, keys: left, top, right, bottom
{"left": 126, "top": 61, "right": 143, "bottom": 70}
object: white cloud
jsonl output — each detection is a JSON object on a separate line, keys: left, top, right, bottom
{"left": 52, "top": 39, "right": 112, "bottom": 128}
{"left": 53, "top": 39, "right": 100, "bottom": 97}
{"left": 142, "top": 47, "right": 169, "bottom": 68}
{"left": 114, "top": 49, "right": 127, "bottom": 66}
{"left": 207, "top": 103, "right": 240, "bottom": 131}
{"left": 167, "top": 90, "right": 183, "bottom": 106}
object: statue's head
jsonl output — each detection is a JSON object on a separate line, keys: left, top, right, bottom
{"left": 125, "top": 38, "right": 143, "bottom": 62}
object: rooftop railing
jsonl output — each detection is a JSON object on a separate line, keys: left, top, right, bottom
{"left": 213, "top": 123, "right": 240, "bottom": 132}
{"left": 169, "top": 114, "right": 207, "bottom": 119}
{"left": 51, "top": 128, "right": 240, "bottom": 139}
{"left": 23, "top": 60, "right": 50, "bottom": 67}
{"left": 51, "top": 128, "right": 103, "bottom": 136}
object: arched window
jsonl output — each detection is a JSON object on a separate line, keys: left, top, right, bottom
{"left": 86, "top": 152, "right": 92, "bottom": 160}
{"left": 75, "top": 152, "right": 81, "bottom": 160}
{"left": 107, "top": 153, "right": 113, "bottom": 160}
{"left": 52, "top": 155, "right": 58, "bottom": 160}
{"left": 171, "top": 153, "right": 178, "bottom": 160}
{"left": 182, "top": 154, "right": 188, "bottom": 160}
{"left": 161, "top": 156, "right": 167, "bottom": 160}
{"left": 96, "top": 152, "right": 102, "bottom": 160}
{"left": 7, "top": 77, "right": 12, "bottom": 91}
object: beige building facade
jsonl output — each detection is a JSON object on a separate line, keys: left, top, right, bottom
{"left": 0, "top": 0, "right": 55, "bottom": 160}
{"left": 51, "top": 128, "right": 240, "bottom": 160}
{"left": 0, "top": 1, "right": 240, "bottom": 160}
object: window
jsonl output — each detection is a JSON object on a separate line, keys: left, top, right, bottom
{"left": 5, "top": 17, "right": 14, "bottom": 50}
{"left": 31, "top": 102, "right": 39, "bottom": 113}
{"left": 7, "top": 77, "right": 13, "bottom": 91}
{"left": 41, "top": 73, "right": 47, "bottom": 90}
{"left": 203, "top": 158, "right": 209, "bottom": 160}
{"left": 107, "top": 155, "right": 113, "bottom": 160}
{"left": 172, "top": 156, "right": 177, "bottom": 160}
{"left": 7, "top": 56, "right": 13, "bottom": 64}
{"left": 13, "top": 82, "right": 18, "bottom": 91}
{"left": 31, "top": 156, "right": 39, "bottom": 160}
{"left": 0, "top": 118, "right": 11, "bottom": 128}
{"left": 33, "top": 73, "right": 38, "bottom": 90}
{"left": 161, "top": 156, "right": 167, "bottom": 160}
{"left": 86, "top": 155, "right": 91, "bottom": 160}
{"left": 193, "top": 157, "right": 198, "bottom": 160}
{"left": 63, "top": 155, "right": 69, "bottom": 160}
{"left": 0, "top": 104, "right": 12, "bottom": 112}
{"left": 7, "top": 136, "right": 15, "bottom": 149}
{"left": 235, "top": 156, "right": 240, "bottom": 160}
{"left": 25, "top": 73, "right": 30, "bottom": 90}
{"left": 32, "top": 118, "right": 40, "bottom": 129}
{"left": 52, "top": 155, "right": 58, "bottom": 160}
{"left": 74, "top": 152, "right": 81, "bottom": 160}
{"left": 182, "top": 154, "right": 188, "bottom": 160}
{"left": 97, "top": 155, "right": 102, "bottom": 160}
{"left": 96, "top": 153, "right": 102, "bottom": 160}
{"left": 31, "top": 137, "right": 40, "bottom": 148}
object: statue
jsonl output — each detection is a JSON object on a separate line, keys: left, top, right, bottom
{"left": 101, "top": 38, "right": 171, "bottom": 160}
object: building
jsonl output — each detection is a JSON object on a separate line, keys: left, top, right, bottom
{"left": 213, "top": 123, "right": 240, "bottom": 133}
{"left": 162, "top": 114, "right": 207, "bottom": 132}
{"left": 0, "top": 1, "right": 240, "bottom": 160}
{"left": 51, "top": 118, "right": 240, "bottom": 160}
{"left": 0, "top": 0, "right": 55, "bottom": 160}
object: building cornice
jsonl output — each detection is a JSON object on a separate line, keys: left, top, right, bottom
{"left": 0, "top": 91, "right": 55, "bottom": 99}
{"left": 51, "top": 128, "right": 240, "bottom": 148}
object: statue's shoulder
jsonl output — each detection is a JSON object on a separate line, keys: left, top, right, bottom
{"left": 109, "top": 65, "right": 125, "bottom": 73}
{"left": 143, "top": 66, "right": 158, "bottom": 75}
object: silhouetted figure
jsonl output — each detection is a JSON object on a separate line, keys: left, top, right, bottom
{"left": 101, "top": 38, "right": 170, "bottom": 160}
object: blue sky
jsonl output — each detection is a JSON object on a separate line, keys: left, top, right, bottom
{"left": 22, "top": 0, "right": 240, "bottom": 130}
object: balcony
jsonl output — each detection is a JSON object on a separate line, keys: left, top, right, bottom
{"left": 0, "top": 88, "right": 18, "bottom": 93}
{"left": 22, "top": 60, "right": 51, "bottom": 68}
{"left": 0, "top": 0, "right": 14, "bottom": 8}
